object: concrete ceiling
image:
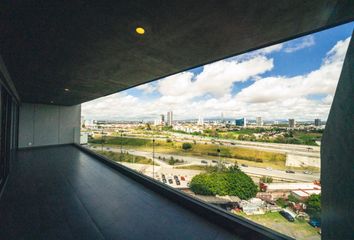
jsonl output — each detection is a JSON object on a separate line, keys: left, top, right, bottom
{"left": 0, "top": 1, "right": 353, "bottom": 106}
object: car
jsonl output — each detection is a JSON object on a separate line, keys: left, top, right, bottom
{"left": 176, "top": 180, "right": 181, "bottom": 185}
{"left": 241, "top": 164, "right": 248, "bottom": 167}
{"left": 161, "top": 174, "right": 165, "bottom": 178}
{"left": 168, "top": 179, "right": 173, "bottom": 184}
{"left": 180, "top": 176, "right": 185, "bottom": 181}
{"left": 201, "top": 160, "right": 208, "bottom": 164}
{"left": 212, "top": 160, "right": 218, "bottom": 163}
{"left": 286, "top": 170, "right": 295, "bottom": 173}
{"left": 303, "top": 170, "right": 313, "bottom": 175}
{"left": 309, "top": 218, "right": 321, "bottom": 228}
{"left": 162, "top": 178, "right": 167, "bottom": 184}
{"left": 279, "top": 210, "right": 295, "bottom": 222}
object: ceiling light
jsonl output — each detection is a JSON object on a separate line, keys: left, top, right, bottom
{"left": 50, "top": 101, "right": 54, "bottom": 104}
{"left": 135, "top": 27, "right": 145, "bottom": 35}
{"left": 64, "top": 88, "right": 70, "bottom": 92}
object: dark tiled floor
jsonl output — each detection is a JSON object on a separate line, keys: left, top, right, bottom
{"left": 0, "top": 145, "right": 240, "bottom": 240}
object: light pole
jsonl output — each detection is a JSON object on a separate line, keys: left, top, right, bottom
{"left": 101, "top": 129, "right": 104, "bottom": 151}
{"left": 217, "top": 148, "right": 221, "bottom": 172}
{"left": 152, "top": 138, "right": 155, "bottom": 179}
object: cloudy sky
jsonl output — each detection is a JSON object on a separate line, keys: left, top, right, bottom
{"left": 83, "top": 22, "right": 353, "bottom": 121}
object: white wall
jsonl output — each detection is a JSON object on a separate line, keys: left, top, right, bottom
{"left": 18, "top": 103, "right": 81, "bottom": 148}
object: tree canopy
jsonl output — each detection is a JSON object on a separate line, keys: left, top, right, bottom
{"left": 189, "top": 166, "right": 257, "bottom": 200}
{"left": 306, "top": 194, "right": 321, "bottom": 220}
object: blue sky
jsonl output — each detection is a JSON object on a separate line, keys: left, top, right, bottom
{"left": 83, "top": 22, "right": 353, "bottom": 121}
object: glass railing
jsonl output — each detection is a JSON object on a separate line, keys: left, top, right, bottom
{"left": 81, "top": 124, "right": 322, "bottom": 240}
{"left": 77, "top": 23, "right": 354, "bottom": 239}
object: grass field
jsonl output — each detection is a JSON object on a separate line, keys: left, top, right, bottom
{"left": 233, "top": 211, "right": 320, "bottom": 240}
{"left": 94, "top": 150, "right": 156, "bottom": 165}
{"left": 90, "top": 136, "right": 287, "bottom": 168}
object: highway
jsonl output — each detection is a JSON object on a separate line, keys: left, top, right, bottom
{"left": 89, "top": 145, "right": 320, "bottom": 182}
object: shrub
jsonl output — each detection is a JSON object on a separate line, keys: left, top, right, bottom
{"left": 182, "top": 142, "right": 192, "bottom": 150}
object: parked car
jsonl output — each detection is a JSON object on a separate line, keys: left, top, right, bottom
{"left": 176, "top": 180, "right": 181, "bottom": 185}
{"left": 286, "top": 170, "right": 295, "bottom": 173}
{"left": 309, "top": 218, "right": 321, "bottom": 228}
{"left": 162, "top": 178, "right": 167, "bottom": 184}
{"left": 212, "top": 160, "right": 218, "bottom": 163}
{"left": 279, "top": 210, "right": 295, "bottom": 222}
{"left": 241, "top": 164, "right": 248, "bottom": 167}
{"left": 168, "top": 179, "right": 173, "bottom": 184}
{"left": 180, "top": 176, "right": 185, "bottom": 181}
{"left": 303, "top": 170, "right": 313, "bottom": 175}
{"left": 201, "top": 160, "right": 208, "bottom": 164}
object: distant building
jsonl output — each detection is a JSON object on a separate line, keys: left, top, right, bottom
{"left": 197, "top": 115, "right": 204, "bottom": 125}
{"left": 256, "top": 117, "right": 263, "bottom": 126}
{"left": 235, "top": 118, "right": 246, "bottom": 127}
{"left": 288, "top": 119, "right": 295, "bottom": 128}
{"left": 258, "top": 182, "right": 321, "bottom": 201}
{"left": 314, "top": 118, "right": 321, "bottom": 126}
{"left": 167, "top": 111, "right": 173, "bottom": 126}
{"left": 160, "top": 114, "right": 165, "bottom": 124}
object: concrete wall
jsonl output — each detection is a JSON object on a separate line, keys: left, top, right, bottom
{"left": 18, "top": 103, "right": 81, "bottom": 148}
{"left": 321, "top": 32, "right": 353, "bottom": 240}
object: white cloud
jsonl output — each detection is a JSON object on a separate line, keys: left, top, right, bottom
{"left": 82, "top": 36, "right": 350, "bottom": 121}
{"left": 235, "top": 37, "right": 350, "bottom": 104}
{"left": 157, "top": 56, "right": 273, "bottom": 99}
{"left": 284, "top": 35, "right": 315, "bottom": 53}
{"left": 136, "top": 83, "right": 156, "bottom": 94}
{"left": 254, "top": 43, "right": 283, "bottom": 55}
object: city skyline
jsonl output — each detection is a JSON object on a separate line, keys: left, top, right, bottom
{"left": 82, "top": 22, "right": 353, "bottom": 121}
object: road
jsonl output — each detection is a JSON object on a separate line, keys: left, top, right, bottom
{"left": 90, "top": 145, "right": 320, "bottom": 182}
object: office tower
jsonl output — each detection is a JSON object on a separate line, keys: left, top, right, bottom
{"left": 288, "top": 119, "right": 295, "bottom": 128}
{"left": 160, "top": 114, "right": 165, "bottom": 124}
{"left": 235, "top": 118, "right": 247, "bottom": 127}
{"left": 167, "top": 111, "right": 173, "bottom": 126}
{"left": 197, "top": 116, "right": 204, "bottom": 125}
{"left": 314, "top": 118, "right": 321, "bottom": 126}
{"left": 256, "top": 117, "right": 263, "bottom": 126}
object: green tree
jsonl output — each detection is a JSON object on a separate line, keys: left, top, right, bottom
{"left": 182, "top": 142, "right": 192, "bottom": 150}
{"left": 189, "top": 169, "right": 257, "bottom": 199}
{"left": 306, "top": 194, "right": 321, "bottom": 220}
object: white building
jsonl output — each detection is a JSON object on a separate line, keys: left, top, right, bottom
{"left": 167, "top": 111, "right": 173, "bottom": 126}
{"left": 197, "top": 115, "right": 204, "bottom": 125}
{"left": 256, "top": 117, "right": 263, "bottom": 126}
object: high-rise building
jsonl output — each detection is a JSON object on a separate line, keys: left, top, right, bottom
{"left": 235, "top": 118, "right": 246, "bottom": 127}
{"left": 197, "top": 115, "right": 204, "bottom": 125}
{"left": 314, "top": 118, "right": 321, "bottom": 126}
{"left": 288, "top": 119, "right": 295, "bottom": 128}
{"left": 160, "top": 114, "right": 165, "bottom": 124}
{"left": 256, "top": 117, "right": 263, "bottom": 126}
{"left": 167, "top": 111, "right": 173, "bottom": 126}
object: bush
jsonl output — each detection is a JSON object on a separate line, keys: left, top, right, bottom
{"left": 189, "top": 168, "right": 257, "bottom": 199}
{"left": 260, "top": 176, "right": 273, "bottom": 183}
{"left": 276, "top": 198, "right": 288, "bottom": 208}
{"left": 182, "top": 142, "right": 192, "bottom": 150}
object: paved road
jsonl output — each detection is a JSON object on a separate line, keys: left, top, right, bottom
{"left": 91, "top": 145, "right": 320, "bottom": 182}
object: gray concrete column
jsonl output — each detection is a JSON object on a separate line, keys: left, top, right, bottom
{"left": 321, "top": 31, "right": 353, "bottom": 240}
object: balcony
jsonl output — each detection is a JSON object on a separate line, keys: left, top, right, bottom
{"left": 1, "top": 144, "right": 290, "bottom": 239}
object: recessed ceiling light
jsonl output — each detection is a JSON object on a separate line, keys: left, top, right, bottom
{"left": 50, "top": 101, "right": 54, "bottom": 104}
{"left": 135, "top": 27, "right": 145, "bottom": 35}
{"left": 64, "top": 88, "right": 70, "bottom": 92}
